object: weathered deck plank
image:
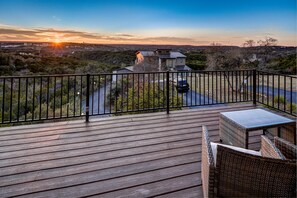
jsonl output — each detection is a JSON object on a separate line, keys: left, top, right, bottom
{"left": 13, "top": 163, "right": 200, "bottom": 198}
{"left": 97, "top": 174, "right": 202, "bottom": 198}
{"left": 0, "top": 105, "right": 254, "bottom": 142}
{"left": 0, "top": 104, "right": 253, "bottom": 134}
{"left": 0, "top": 104, "right": 256, "bottom": 198}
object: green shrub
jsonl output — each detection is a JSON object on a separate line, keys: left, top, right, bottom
{"left": 286, "top": 103, "right": 297, "bottom": 114}
{"left": 274, "top": 96, "right": 285, "bottom": 104}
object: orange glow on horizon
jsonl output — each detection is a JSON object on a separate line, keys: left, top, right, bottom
{"left": 52, "top": 40, "right": 63, "bottom": 47}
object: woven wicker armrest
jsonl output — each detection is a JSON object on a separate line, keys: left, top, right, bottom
{"left": 216, "top": 145, "right": 296, "bottom": 197}
{"left": 261, "top": 135, "right": 285, "bottom": 159}
{"left": 274, "top": 136, "right": 297, "bottom": 160}
{"left": 201, "top": 126, "right": 216, "bottom": 198}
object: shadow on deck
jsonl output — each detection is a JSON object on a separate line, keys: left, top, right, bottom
{"left": 0, "top": 104, "right": 258, "bottom": 198}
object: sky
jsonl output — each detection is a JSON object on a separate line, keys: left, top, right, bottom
{"left": 0, "top": 0, "right": 296, "bottom": 46}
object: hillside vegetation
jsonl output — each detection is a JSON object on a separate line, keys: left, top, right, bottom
{"left": 0, "top": 50, "right": 135, "bottom": 76}
{"left": 0, "top": 46, "right": 295, "bottom": 76}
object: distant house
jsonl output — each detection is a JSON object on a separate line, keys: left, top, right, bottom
{"left": 112, "top": 49, "right": 191, "bottom": 82}
{"left": 112, "top": 66, "right": 134, "bottom": 82}
{"left": 135, "top": 49, "right": 191, "bottom": 72}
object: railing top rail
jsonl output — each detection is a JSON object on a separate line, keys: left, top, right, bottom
{"left": 193, "top": 69, "right": 254, "bottom": 72}
{"left": 0, "top": 73, "right": 86, "bottom": 79}
{"left": 257, "top": 70, "right": 297, "bottom": 78}
{"left": 0, "top": 69, "right": 295, "bottom": 78}
{"left": 88, "top": 69, "right": 255, "bottom": 76}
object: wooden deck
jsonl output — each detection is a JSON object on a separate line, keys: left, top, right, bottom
{"left": 0, "top": 104, "right": 257, "bottom": 198}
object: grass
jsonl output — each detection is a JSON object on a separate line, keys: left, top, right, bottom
{"left": 179, "top": 73, "right": 295, "bottom": 115}
{"left": 258, "top": 74, "right": 297, "bottom": 91}
{"left": 186, "top": 73, "right": 252, "bottom": 103}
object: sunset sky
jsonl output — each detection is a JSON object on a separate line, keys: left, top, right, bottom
{"left": 0, "top": 0, "right": 296, "bottom": 46}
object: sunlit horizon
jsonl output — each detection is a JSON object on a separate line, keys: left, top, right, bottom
{"left": 0, "top": 0, "right": 296, "bottom": 46}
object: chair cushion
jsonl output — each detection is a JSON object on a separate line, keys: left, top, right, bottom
{"left": 210, "top": 142, "right": 261, "bottom": 165}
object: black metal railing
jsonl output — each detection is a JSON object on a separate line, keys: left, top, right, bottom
{"left": 0, "top": 74, "right": 87, "bottom": 124}
{"left": 256, "top": 71, "right": 296, "bottom": 116}
{"left": 0, "top": 70, "right": 295, "bottom": 125}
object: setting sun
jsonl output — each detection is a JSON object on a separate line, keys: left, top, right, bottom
{"left": 52, "top": 39, "right": 63, "bottom": 47}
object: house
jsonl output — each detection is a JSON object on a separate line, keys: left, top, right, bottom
{"left": 112, "top": 49, "right": 191, "bottom": 82}
{"left": 135, "top": 49, "right": 191, "bottom": 72}
{"left": 112, "top": 66, "right": 134, "bottom": 82}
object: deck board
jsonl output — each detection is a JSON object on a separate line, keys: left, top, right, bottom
{"left": 0, "top": 104, "right": 256, "bottom": 198}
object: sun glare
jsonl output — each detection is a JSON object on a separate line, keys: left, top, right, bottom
{"left": 52, "top": 39, "right": 63, "bottom": 47}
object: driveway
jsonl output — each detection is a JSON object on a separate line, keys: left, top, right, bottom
{"left": 82, "top": 83, "right": 111, "bottom": 115}
{"left": 180, "top": 89, "right": 217, "bottom": 107}
{"left": 249, "top": 85, "right": 297, "bottom": 103}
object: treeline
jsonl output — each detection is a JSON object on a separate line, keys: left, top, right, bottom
{"left": 185, "top": 51, "right": 207, "bottom": 70}
{"left": 268, "top": 54, "right": 296, "bottom": 74}
{"left": 74, "top": 50, "right": 135, "bottom": 66}
{"left": 0, "top": 50, "right": 136, "bottom": 76}
{"left": 0, "top": 47, "right": 296, "bottom": 76}
{"left": 184, "top": 47, "right": 296, "bottom": 74}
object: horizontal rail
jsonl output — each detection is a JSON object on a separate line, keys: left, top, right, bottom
{"left": 0, "top": 69, "right": 257, "bottom": 79}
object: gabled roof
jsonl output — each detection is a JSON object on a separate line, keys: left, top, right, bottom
{"left": 113, "top": 66, "right": 134, "bottom": 73}
{"left": 137, "top": 51, "right": 155, "bottom": 56}
{"left": 125, "top": 66, "right": 134, "bottom": 71}
{"left": 159, "top": 52, "right": 186, "bottom": 59}
{"left": 137, "top": 51, "right": 186, "bottom": 58}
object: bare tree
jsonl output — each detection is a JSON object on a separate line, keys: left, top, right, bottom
{"left": 210, "top": 42, "right": 223, "bottom": 46}
{"left": 133, "top": 56, "right": 159, "bottom": 72}
{"left": 243, "top": 40, "right": 255, "bottom": 47}
{"left": 257, "top": 37, "right": 278, "bottom": 46}
{"left": 206, "top": 48, "right": 243, "bottom": 71}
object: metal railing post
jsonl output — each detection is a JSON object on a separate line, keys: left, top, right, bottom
{"left": 86, "top": 74, "right": 90, "bottom": 122}
{"left": 166, "top": 70, "right": 170, "bottom": 114}
{"left": 253, "top": 69, "right": 257, "bottom": 105}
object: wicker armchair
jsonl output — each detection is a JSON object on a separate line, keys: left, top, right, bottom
{"left": 201, "top": 126, "right": 296, "bottom": 198}
{"left": 274, "top": 136, "right": 297, "bottom": 160}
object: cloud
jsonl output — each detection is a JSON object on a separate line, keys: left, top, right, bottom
{"left": 0, "top": 28, "right": 37, "bottom": 35}
{"left": 114, "top": 33, "right": 134, "bottom": 37}
{"left": 0, "top": 26, "right": 201, "bottom": 44}
{"left": 0, "top": 24, "right": 295, "bottom": 46}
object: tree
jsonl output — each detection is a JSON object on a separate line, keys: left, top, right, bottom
{"left": 243, "top": 40, "right": 255, "bottom": 47}
{"left": 257, "top": 37, "right": 278, "bottom": 46}
{"left": 134, "top": 56, "right": 159, "bottom": 72}
{"left": 256, "top": 37, "right": 278, "bottom": 70}
{"left": 206, "top": 48, "right": 243, "bottom": 70}
{"left": 210, "top": 42, "right": 222, "bottom": 46}
{"left": 114, "top": 81, "right": 181, "bottom": 113}
{"left": 185, "top": 51, "right": 207, "bottom": 70}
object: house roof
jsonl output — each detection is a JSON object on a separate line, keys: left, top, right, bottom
{"left": 137, "top": 51, "right": 186, "bottom": 58}
{"left": 137, "top": 51, "right": 155, "bottom": 56}
{"left": 125, "top": 66, "right": 134, "bottom": 71}
{"left": 113, "top": 66, "right": 134, "bottom": 73}
{"left": 170, "top": 52, "right": 186, "bottom": 58}
{"left": 159, "top": 52, "right": 186, "bottom": 59}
